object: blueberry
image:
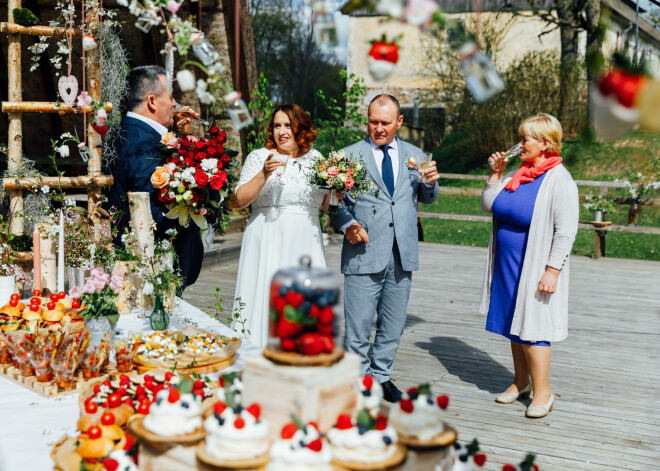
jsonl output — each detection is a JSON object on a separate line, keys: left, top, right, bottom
{"left": 156, "top": 397, "right": 163, "bottom": 405}
{"left": 409, "top": 391, "right": 419, "bottom": 400}
{"left": 279, "top": 286, "right": 288, "bottom": 296}
{"left": 328, "top": 290, "right": 339, "bottom": 304}
{"left": 459, "top": 454, "right": 468, "bottom": 462}
{"left": 317, "top": 295, "right": 329, "bottom": 307}
{"left": 292, "top": 282, "right": 303, "bottom": 292}
{"left": 219, "top": 417, "right": 225, "bottom": 426}
{"left": 358, "top": 426, "right": 367, "bottom": 435}
{"left": 427, "top": 396, "right": 434, "bottom": 405}
{"left": 214, "top": 412, "right": 221, "bottom": 421}
{"left": 303, "top": 288, "right": 316, "bottom": 300}
{"left": 383, "top": 436, "right": 392, "bottom": 445}
{"left": 363, "top": 390, "right": 372, "bottom": 397}
{"left": 299, "top": 440, "right": 306, "bottom": 448}
{"left": 235, "top": 405, "right": 243, "bottom": 413}
{"left": 301, "top": 301, "right": 312, "bottom": 314}
{"left": 181, "top": 401, "right": 189, "bottom": 409}
{"left": 453, "top": 442, "right": 462, "bottom": 450}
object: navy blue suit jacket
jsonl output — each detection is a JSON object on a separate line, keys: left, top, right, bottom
{"left": 107, "top": 116, "right": 203, "bottom": 287}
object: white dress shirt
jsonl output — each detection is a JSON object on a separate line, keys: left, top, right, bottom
{"left": 126, "top": 111, "right": 169, "bottom": 137}
{"left": 369, "top": 136, "right": 399, "bottom": 186}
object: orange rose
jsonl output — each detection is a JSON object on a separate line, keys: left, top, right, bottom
{"left": 161, "top": 132, "right": 179, "bottom": 148}
{"left": 151, "top": 166, "right": 171, "bottom": 188}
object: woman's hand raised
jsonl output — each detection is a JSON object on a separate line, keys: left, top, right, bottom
{"left": 262, "top": 154, "right": 279, "bottom": 179}
{"left": 487, "top": 151, "right": 507, "bottom": 183}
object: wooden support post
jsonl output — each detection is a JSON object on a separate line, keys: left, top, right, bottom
{"left": 7, "top": 0, "right": 23, "bottom": 235}
{"left": 38, "top": 224, "right": 57, "bottom": 294}
{"left": 593, "top": 229, "right": 607, "bottom": 259}
{"left": 128, "top": 192, "right": 155, "bottom": 308}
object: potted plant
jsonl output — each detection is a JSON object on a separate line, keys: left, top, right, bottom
{"left": 583, "top": 193, "right": 617, "bottom": 223}
{"left": 72, "top": 268, "right": 123, "bottom": 345}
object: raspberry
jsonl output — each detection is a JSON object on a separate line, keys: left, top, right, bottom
{"left": 234, "top": 416, "right": 245, "bottom": 429}
{"left": 336, "top": 414, "right": 353, "bottom": 430}
{"left": 437, "top": 394, "right": 449, "bottom": 410}
{"left": 399, "top": 399, "right": 414, "bottom": 413}
{"left": 193, "top": 380, "right": 204, "bottom": 390}
{"left": 362, "top": 375, "right": 374, "bottom": 390}
{"left": 247, "top": 403, "right": 261, "bottom": 420}
{"left": 308, "top": 438, "right": 323, "bottom": 452}
{"left": 473, "top": 453, "right": 486, "bottom": 467}
{"left": 375, "top": 415, "right": 388, "bottom": 430}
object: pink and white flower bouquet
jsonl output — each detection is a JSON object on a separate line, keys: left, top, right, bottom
{"left": 74, "top": 268, "right": 123, "bottom": 323}
{"left": 308, "top": 150, "right": 372, "bottom": 196}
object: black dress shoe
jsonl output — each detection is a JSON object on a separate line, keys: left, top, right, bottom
{"left": 380, "top": 380, "right": 402, "bottom": 403}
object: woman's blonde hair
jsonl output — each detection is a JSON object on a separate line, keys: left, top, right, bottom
{"left": 518, "top": 113, "right": 563, "bottom": 156}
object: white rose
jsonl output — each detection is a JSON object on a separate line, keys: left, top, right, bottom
{"left": 176, "top": 69, "right": 196, "bottom": 92}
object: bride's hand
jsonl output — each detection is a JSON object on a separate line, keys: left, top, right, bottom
{"left": 263, "top": 154, "right": 278, "bottom": 178}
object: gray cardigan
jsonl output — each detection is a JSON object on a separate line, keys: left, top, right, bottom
{"left": 479, "top": 165, "right": 579, "bottom": 342}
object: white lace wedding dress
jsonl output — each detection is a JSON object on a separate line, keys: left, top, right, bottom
{"left": 232, "top": 148, "right": 328, "bottom": 348}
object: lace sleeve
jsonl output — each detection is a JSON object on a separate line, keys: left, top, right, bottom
{"left": 236, "top": 149, "right": 266, "bottom": 190}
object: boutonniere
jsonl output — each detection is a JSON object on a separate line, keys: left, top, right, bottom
{"left": 407, "top": 157, "right": 417, "bottom": 170}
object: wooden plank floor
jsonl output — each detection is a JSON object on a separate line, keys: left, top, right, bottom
{"left": 184, "top": 242, "right": 660, "bottom": 471}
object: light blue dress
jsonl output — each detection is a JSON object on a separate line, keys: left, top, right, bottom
{"left": 486, "top": 172, "right": 551, "bottom": 346}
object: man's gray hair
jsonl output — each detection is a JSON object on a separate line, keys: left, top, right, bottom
{"left": 368, "top": 94, "right": 401, "bottom": 116}
{"left": 125, "top": 65, "right": 167, "bottom": 112}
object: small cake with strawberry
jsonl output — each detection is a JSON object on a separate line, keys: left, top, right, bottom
{"left": 266, "top": 418, "right": 334, "bottom": 471}
{"left": 357, "top": 375, "right": 383, "bottom": 415}
{"left": 141, "top": 385, "right": 203, "bottom": 436}
{"left": 367, "top": 35, "right": 400, "bottom": 81}
{"left": 327, "top": 409, "right": 404, "bottom": 467}
{"left": 202, "top": 400, "right": 270, "bottom": 462}
{"left": 436, "top": 439, "right": 487, "bottom": 471}
{"left": 214, "top": 372, "right": 243, "bottom": 404}
{"left": 502, "top": 453, "right": 539, "bottom": 471}
{"left": 390, "top": 383, "right": 454, "bottom": 446}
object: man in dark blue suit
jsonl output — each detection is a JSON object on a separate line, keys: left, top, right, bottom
{"left": 108, "top": 65, "right": 203, "bottom": 289}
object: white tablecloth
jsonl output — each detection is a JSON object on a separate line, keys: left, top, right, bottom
{"left": 0, "top": 299, "right": 260, "bottom": 471}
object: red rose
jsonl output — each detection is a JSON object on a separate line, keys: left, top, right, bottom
{"left": 184, "top": 157, "right": 195, "bottom": 167}
{"left": 216, "top": 146, "right": 225, "bottom": 154}
{"left": 210, "top": 171, "right": 227, "bottom": 190}
{"left": 180, "top": 137, "right": 191, "bottom": 149}
{"left": 195, "top": 141, "right": 205, "bottom": 150}
{"left": 221, "top": 154, "right": 231, "bottom": 163}
{"left": 196, "top": 151, "right": 207, "bottom": 161}
{"left": 207, "top": 147, "right": 216, "bottom": 156}
{"left": 209, "top": 126, "right": 220, "bottom": 136}
{"left": 194, "top": 170, "right": 209, "bottom": 188}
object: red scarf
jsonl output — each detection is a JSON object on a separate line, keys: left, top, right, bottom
{"left": 504, "top": 155, "right": 563, "bottom": 192}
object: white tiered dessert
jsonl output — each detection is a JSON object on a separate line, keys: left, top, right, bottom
{"left": 390, "top": 383, "right": 450, "bottom": 441}
{"left": 327, "top": 410, "right": 399, "bottom": 464}
{"left": 266, "top": 420, "right": 334, "bottom": 471}
{"left": 436, "top": 440, "right": 487, "bottom": 471}
{"left": 357, "top": 375, "right": 383, "bottom": 415}
{"left": 142, "top": 388, "right": 202, "bottom": 436}
{"left": 204, "top": 401, "right": 269, "bottom": 461}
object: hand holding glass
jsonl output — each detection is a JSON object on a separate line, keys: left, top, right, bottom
{"left": 174, "top": 103, "right": 212, "bottom": 130}
{"left": 417, "top": 152, "right": 433, "bottom": 183}
{"left": 272, "top": 154, "right": 289, "bottom": 183}
{"left": 502, "top": 144, "right": 521, "bottom": 162}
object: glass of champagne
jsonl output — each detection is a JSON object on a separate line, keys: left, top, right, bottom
{"left": 273, "top": 153, "right": 289, "bottom": 184}
{"left": 173, "top": 103, "right": 213, "bottom": 130}
{"left": 417, "top": 152, "right": 433, "bottom": 184}
{"left": 502, "top": 144, "right": 521, "bottom": 163}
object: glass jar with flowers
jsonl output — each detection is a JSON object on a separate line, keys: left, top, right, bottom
{"left": 72, "top": 268, "right": 123, "bottom": 346}
{"left": 583, "top": 193, "right": 617, "bottom": 223}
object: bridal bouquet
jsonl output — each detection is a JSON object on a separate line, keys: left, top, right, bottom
{"left": 151, "top": 126, "right": 238, "bottom": 231}
{"left": 308, "top": 150, "right": 372, "bottom": 196}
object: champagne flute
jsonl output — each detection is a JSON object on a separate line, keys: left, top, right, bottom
{"left": 417, "top": 152, "right": 433, "bottom": 184}
{"left": 173, "top": 103, "right": 213, "bottom": 130}
{"left": 502, "top": 144, "right": 521, "bottom": 162}
{"left": 272, "top": 153, "right": 289, "bottom": 184}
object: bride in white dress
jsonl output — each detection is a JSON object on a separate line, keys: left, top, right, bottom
{"left": 232, "top": 105, "right": 339, "bottom": 348}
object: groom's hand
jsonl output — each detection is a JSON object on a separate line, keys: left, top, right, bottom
{"left": 346, "top": 223, "right": 369, "bottom": 244}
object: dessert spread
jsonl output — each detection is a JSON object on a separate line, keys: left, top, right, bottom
{"left": 327, "top": 409, "right": 399, "bottom": 464}
{"left": 142, "top": 386, "right": 203, "bottom": 436}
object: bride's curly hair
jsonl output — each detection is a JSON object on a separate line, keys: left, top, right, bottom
{"left": 266, "top": 104, "right": 318, "bottom": 154}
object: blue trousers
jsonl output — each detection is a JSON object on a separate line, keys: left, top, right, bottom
{"left": 343, "top": 243, "right": 412, "bottom": 383}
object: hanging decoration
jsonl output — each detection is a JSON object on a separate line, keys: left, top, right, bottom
{"left": 225, "top": 91, "right": 253, "bottom": 130}
{"left": 77, "top": 142, "right": 92, "bottom": 163}
{"left": 191, "top": 33, "right": 220, "bottom": 67}
{"left": 367, "top": 35, "right": 401, "bottom": 81}
{"left": 82, "top": 33, "right": 98, "bottom": 51}
{"left": 176, "top": 69, "right": 196, "bottom": 92}
{"left": 58, "top": 0, "right": 79, "bottom": 107}
{"left": 403, "top": 0, "right": 438, "bottom": 27}
{"left": 92, "top": 106, "right": 108, "bottom": 137}
{"left": 458, "top": 41, "right": 505, "bottom": 103}
{"left": 312, "top": 1, "right": 338, "bottom": 50}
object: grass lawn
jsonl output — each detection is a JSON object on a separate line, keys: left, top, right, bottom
{"left": 422, "top": 219, "right": 660, "bottom": 261}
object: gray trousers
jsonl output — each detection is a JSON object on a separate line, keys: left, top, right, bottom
{"left": 343, "top": 243, "right": 412, "bottom": 383}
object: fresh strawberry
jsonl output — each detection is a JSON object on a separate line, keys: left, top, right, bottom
{"left": 319, "top": 306, "right": 334, "bottom": 324}
{"left": 92, "top": 123, "right": 108, "bottom": 136}
{"left": 362, "top": 375, "right": 374, "bottom": 390}
{"left": 234, "top": 416, "right": 245, "bottom": 429}
{"left": 399, "top": 398, "right": 414, "bottom": 413}
{"left": 406, "top": 387, "right": 418, "bottom": 396}
{"left": 368, "top": 40, "right": 399, "bottom": 64}
{"left": 473, "top": 453, "right": 487, "bottom": 467}
{"left": 247, "top": 403, "right": 261, "bottom": 420}
{"left": 213, "top": 402, "right": 227, "bottom": 415}
{"left": 103, "top": 379, "right": 112, "bottom": 387}
{"left": 103, "top": 458, "right": 119, "bottom": 471}
{"left": 119, "top": 374, "right": 130, "bottom": 383}
{"left": 281, "top": 422, "right": 298, "bottom": 439}
{"left": 502, "top": 465, "right": 517, "bottom": 471}
{"left": 218, "top": 376, "right": 225, "bottom": 387}
{"left": 193, "top": 379, "right": 204, "bottom": 390}
{"left": 375, "top": 415, "right": 388, "bottom": 430}
{"left": 135, "top": 385, "right": 145, "bottom": 397}
{"left": 437, "top": 394, "right": 449, "bottom": 410}
{"left": 309, "top": 305, "right": 321, "bottom": 319}
{"left": 532, "top": 465, "right": 539, "bottom": 471}
{"left": 300, "top": 333, "right": 323, "bottom": 355}
{"left": 336, "top": 414, "right": 353, "bottom": 430}
{"left": 317, "top": 322, "right": 334, "bottom": 335}
{"left": 318, "top": 334, "right": 334, "bottom": 353}
{"left": 143, "top": 374, "right": 153, "bottom": 383}
{"left": 168, "top": 388, "right": 181, "bottom": 403}
{"left": 273, "top": 296, "right": 287, "bottom": 314}
{"left": 165, "top": 371, "right": 175, "bottom": 381}
{"left": 280, "top": 338, "right": 297, "bottom": 351}
{"left": 275, "top": 317, "right": 303, "bottom": 339}
{"left": 193, "top": 388, "right": 205, "bottom": 398}
{"left": 308, "top": 421, "right": 319, "bottom": 430}
{"left": 307, "top": 438, "right": 323, "bottom": 452}
{"left": 285, "top": 291, "right": 305, "bottom": 308}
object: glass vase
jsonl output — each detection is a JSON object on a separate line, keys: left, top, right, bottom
{"left": 85, "top": 316, "right": 117, "bottom": 347}
{"left": 149, "top": 293, "right": 170, "bottom": 331}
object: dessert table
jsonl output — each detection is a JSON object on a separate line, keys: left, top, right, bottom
{"left": 0, "top": 298, "right": 260, "bottom": 471}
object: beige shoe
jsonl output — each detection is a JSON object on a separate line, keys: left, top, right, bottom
{"left": 526, "top": 393, "right": 554, "bottom": 418}
{"left": 495, "top": 381, "right": 532, "bottom": 404}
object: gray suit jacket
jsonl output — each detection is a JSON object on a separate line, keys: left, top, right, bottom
{"left": 330, "top": 137, "right": 439, "bottom": 274}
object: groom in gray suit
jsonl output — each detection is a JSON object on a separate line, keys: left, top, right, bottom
{"left": 331, "top": 94, "right": 439, "bottom": 402}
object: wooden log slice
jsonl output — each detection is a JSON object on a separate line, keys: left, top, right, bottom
{"left": 195, "top": 441, "right": 271, "bottom": 470}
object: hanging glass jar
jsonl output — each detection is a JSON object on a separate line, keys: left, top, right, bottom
{"left": 192, "top": 33, "right": 220, "bottom": 66}
{"left": 149, "top": 293, "right": 170, "bottom": 331}
{"left": 224, "top": 91, "right": 254, "bottom": 130}
{"left": 458, "top": 41, "right": 505, "bottom": 103}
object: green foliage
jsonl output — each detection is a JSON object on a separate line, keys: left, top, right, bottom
{"left": 314, "top": 71, "right": 368, "bottom": 155}
{"left": 12, "top": 8, "right": 39, "bottom": 27}
{"left": 247, "top": 73, "right": 276, "bottom": 152}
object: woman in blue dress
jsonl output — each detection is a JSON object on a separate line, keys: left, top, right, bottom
{"left": 480, "top": 113, "right": 579, "bottom": 418}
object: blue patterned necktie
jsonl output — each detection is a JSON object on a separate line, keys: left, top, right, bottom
{"left": 380, "top": 145, "right": 395, "bottom": 196}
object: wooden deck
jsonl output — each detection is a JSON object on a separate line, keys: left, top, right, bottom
{"left": 184, "top": 242, "right": 660, "bottom": 471}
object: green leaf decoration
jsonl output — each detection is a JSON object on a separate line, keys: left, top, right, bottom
{"left": 519, "top": 454, "right": 537, "bottom": 471}
{"left": 13, "top": 8, "right": 39, "bottom": 27}
{"left": 418, "top": 383, "right": 431, "bottom": 396}
{"left": 291, "top": 413, "right": 306, "bottom": 431}
{"left": 356, "top": 408, "right": 376, "bottom": 430}
{"left": 466, "top": 438, "right": 480, "bottom": 456}
{"left": 177, "top": 377, "right": 194, "bottom": 395}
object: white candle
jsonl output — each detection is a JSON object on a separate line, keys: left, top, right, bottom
{"left": 57, "top": 210, "right": 65, "bottom": 293}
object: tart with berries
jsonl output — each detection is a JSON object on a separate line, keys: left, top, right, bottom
{"left": 502, "top": 453, "right": 539, "bottom": 471}
{"left": 327, "top": 409, "right": 405, "bottom": 470}
{"left": 196, "top": 382, "right": 271, "bottom": 468}
{"left": 127, "top": 378, "right": 206, "bottom": 448}
{"left": 357, "top": 375, "right": 383, "bottom": 416}
{"left": 266, "top": 416, "right": 340, "bottom": 471}
{"left": 389, "top": 383, "right": 456, "bottom": 447}
{"left": 436, "top": 439, "right": 487, "bottom": 471}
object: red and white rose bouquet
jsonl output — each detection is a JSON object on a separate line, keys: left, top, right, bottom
{"left": 151, "top": 126, "right": 239, "bottom": 230}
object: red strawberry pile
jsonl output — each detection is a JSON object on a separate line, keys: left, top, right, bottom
{"left": 451, "top": 439, "right": 487, "bottom": 469}
{"left": 502, "top": 453, "right": 539, "bottom": 471}
{"left": 269, "top": 281, "right": 339, "bottom": 355}
{"left": 397, "top": 383, "right": 449, "bottom": 413}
